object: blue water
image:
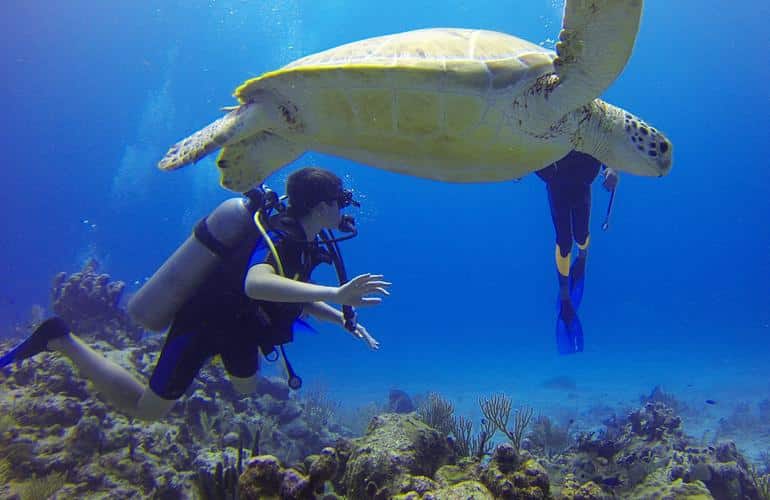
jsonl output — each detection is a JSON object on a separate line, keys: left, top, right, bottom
{"left": 1, "top": 0, "right": 768, "bottom": 438}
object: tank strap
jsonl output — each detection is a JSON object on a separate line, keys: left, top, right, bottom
{"left": 194, "top": 217, "right": 230, "bottom": 257}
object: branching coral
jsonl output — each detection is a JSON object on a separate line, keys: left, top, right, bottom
{"left": 15, "top": 471, "right": 66, "bottom": 500}
{"left": 417, "top": 392, "right": 455, "bottom": 437}
{"left": 479, "top": 393, "right": 534, "bottom": 452}
{"left": 450, "top": 415, "right": 496, "bottom": 460}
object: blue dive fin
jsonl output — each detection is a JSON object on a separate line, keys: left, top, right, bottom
{"left": 556, "top": 311, "right": 584, "bottom": 355}
{"left": 569, "top": 257, "right": 587, "bottom": 309}
{"left": 0, "top": 317, "right": 69, "bottom": 368}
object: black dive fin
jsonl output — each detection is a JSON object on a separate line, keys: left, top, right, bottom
{"left": 0, "top": 317, "right": 69, "bottom": 368}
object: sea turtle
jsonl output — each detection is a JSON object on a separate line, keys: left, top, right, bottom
{"left": 159, "top": 0, "right": 672, "bottom": 192}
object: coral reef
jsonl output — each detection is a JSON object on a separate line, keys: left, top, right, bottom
{"left": 549, "top": 402, "right": 765, "bottom": 499}
{"left": 639, "top": 385, "right": 687, "bottom": 415}
{"left": 2, "top": 264, "right": 769, "bottom": 498}
{"left": 3, "top": 337, "right": 769, "bottom": 500}
{"left": 342, "top": 413, "right": 452, "bottom": 498}
{"left": 527, "top": 415, "right": 573, "bottom": 459}
{"left": 51, "top": 258, "right": 143, "bottom": 346}
{"left": 416, "top": 392, "right": 455, "bottom": 437}
{"left": 239, "top": 447, "right": 340, "bottom": 499}
{"left": 388, "top": 388, "right": 416, "bottom": 414}
{"left": 480, "top": 393, "right": 534, "bottom": 453}
{"left": 238, "top": 413, "right": 551, "bottom": 499}
{"left": 0, "top": 333, "right": 351, "bottom": 498}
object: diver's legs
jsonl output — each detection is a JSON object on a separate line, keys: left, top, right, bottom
{"left": 571, "top": 183, "right": 592, "bottom": 257}
{"left": 547, "top": 184, "right": 575, "bottom": 316}
{"left": 48, "top": 334, "right": 173, "bottom": 420}
{"left": 135, "top": 388, "right": 176, "bottom": 420}
{"left": 555, "top": 245, "right": 576, "bottom": 324}
{"left": 570, "top": 186, "right": 593, "bottom": 308}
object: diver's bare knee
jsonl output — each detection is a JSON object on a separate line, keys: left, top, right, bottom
{"left": 133, "top": 388, "right": 176, "bottom": 421}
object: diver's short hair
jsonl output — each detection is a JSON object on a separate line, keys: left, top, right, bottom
{"left": 287, "top": 167, "right": 343, "bottom": 217}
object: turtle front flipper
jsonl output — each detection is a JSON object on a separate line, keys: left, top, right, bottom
{"left": 547, "top": 0, "right": 643, "bottom": 118}
{"left": 216, "top": 132, "right": 303, "bottom": 192}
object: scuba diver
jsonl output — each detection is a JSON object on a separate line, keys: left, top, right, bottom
{"left": 536, "top": 151, "right": 619, "bottom": 355}
{"left": 0, "top": 167, "right": 390, "bottom": 420}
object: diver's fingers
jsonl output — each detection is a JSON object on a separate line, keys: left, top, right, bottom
{"left": 350, "top": 273, "right": 377, "bottom": 283}
{"left": 346, "top": 274, "right": 371, "bottom": 288}
{"left": 357, "top": 297, "right": 383, "bottom": 306}
{"left": 351, "top": 274, "right": 388, "bottom": 285}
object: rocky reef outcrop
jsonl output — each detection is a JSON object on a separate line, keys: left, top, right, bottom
{"left": 51, "top": 258, "right": 143, "bottom": 346}
{"left": 549, "top": 402, "right": 765, "bottom": 499}
{"left": 238, "top": 412, "right": 552, "bottom": 499}
{"left": 0, "top": 339, "right": 350, "bottom": 499}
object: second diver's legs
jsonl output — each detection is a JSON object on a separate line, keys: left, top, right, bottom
{"left": 569, "top": 182, "right": 594, "bottom": 309}
{"left": 547, "top": 183, "right": 584, "bottom": 354}
{"left": 547, "top": 184, "right": 576, "bottom": 321}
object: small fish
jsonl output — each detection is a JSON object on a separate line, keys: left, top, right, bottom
{"left": 705, "top": 399, "right": 717, "bottom": 405}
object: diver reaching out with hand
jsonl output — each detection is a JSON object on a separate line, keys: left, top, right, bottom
{"left": 0, "top": 167, "right": 390, "bottom": 420}
{"left": 335, "top": 273, "right": 391, "bottom": 306}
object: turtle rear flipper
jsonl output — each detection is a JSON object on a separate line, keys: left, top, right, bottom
{"left": 158, "top": 100, "right": 276, "bottom": 172}
{"left": 158, "top": 110, "right": 239, "bottom": 171}
{"left": 544, "top": 0, "right": 643, "bottom": 122}
{"left": 217, "top": 132, "right": 303, "bottom": 192}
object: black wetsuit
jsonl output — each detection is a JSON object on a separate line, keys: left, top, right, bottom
{"left": 536, "top": 151, "right": 602, "bottom": 257}
{"left": 149, "top": 218, "right": 325, "bottom": 400}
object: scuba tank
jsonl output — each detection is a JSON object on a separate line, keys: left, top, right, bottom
{"left": 128, "top": 195, "right": 260, "bottom": 331}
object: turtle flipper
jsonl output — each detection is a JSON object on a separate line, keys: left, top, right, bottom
{"left": 158, "top": 110, "right": 240, "bottom": 171}
{"left": 550, "top": 0, "right": 643, "bottom": 115}
{"left": 158, "top": 100, "right": 275, "bottom": 172}
{"left": 216, "top": 132, "right": 302, "bottom": 192}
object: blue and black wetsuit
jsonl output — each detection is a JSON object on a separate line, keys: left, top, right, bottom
{"left": 537, "top": 150, "right": 605, "bottom": 354}
{"left": 536, "top": 150, "right": 602, "bottom": 261}
{"left": 149, "top": 219, "right": 323, "bottom": 400}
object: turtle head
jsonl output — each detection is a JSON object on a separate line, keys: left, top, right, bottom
{"left": 616, "top": 111, "right": 673, "bottom": 177}
{"left": 575, "top": 101, "right": 673, "bottom": 178}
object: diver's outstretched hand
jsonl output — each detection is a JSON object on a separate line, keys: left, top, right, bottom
{"left": 353, "top": 323, "right": 380, "bottom": 350}
{"left": 335, "top": 274, "right": 391, "bottom": 307}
